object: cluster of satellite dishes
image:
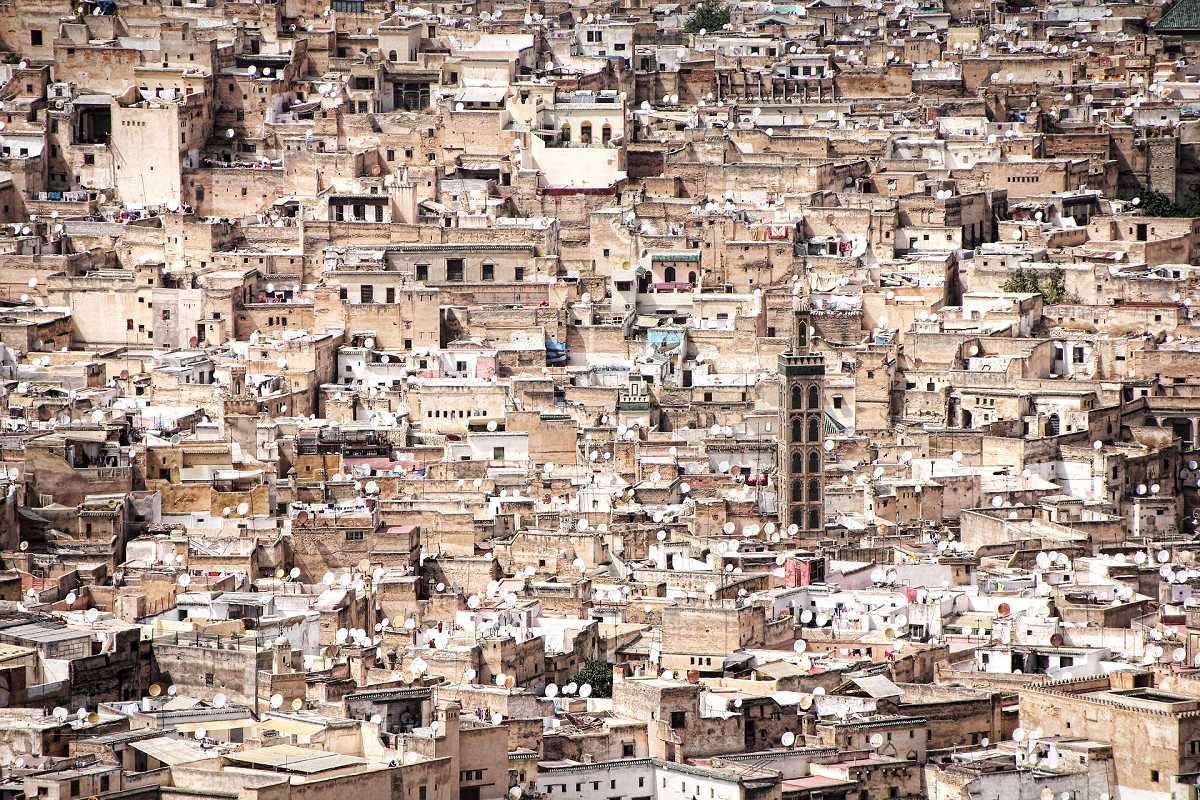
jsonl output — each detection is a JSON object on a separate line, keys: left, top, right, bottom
{"left": 869, "top": 567, "right": 901, "bottom": 586}
{"left": 51, "top": 705, "right": 101, "bottom": 726}
{"left": 798, "top": 609, "right": 833, "bottom": 627}
{"left": 335, "top": 625, "right": 382, "bottom": 649}
{"left": 1034, "top": 551, "right": 1071, "bottom": 571}
{"left": 544, "top": 681, "right": 592, "bottom": 699}
{"left": 269, "top": 693, "right": 305, "bottom": 711}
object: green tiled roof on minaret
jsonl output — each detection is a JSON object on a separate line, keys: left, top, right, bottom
{"left": 1157, "top": 0, "right": 1200, "bottom": 33}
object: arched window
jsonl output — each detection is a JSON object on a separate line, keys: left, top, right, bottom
{"left": 807, "top": 508, "right": 820, "bottom": 530}
{"left": 807, "top": 416, "right": 820, "bottom": 443}
{"left": 807, "top": 385, "right": 819, "bottom": 409}
{"left": 791, "top": 450, "right": 803, "bottom": 471}
{"left": 808, "top": 478, "right": 820, "bottom": 501}
{"left": 797, "top": 321, "right": 807, "bottom": 348}
{"left": 808, "top": 450, "right": 820, "bottom": 474}
{"left": 687, "top": 271, "right": 696, "bottom": 285}
{"left": 1047, "top": 413, "right": 1060, "bottom": 435}
{"left": 791, "top": 385, "right": 803, "bottom": 409}
{"left": 580, "top": 121, "right": 593, "bottom": 144}
{"left": 663, "top": 265, "right": 677, "bottom": 282}
{"left": 388, "top": 50, "right": 398, "bottom": 61}
{"left": 792, "top": 481, "right": 804, "bottom": 502}
{"left": 560, "top": 123, "right": 571, "bottom": 143}
{"left": 791, "top": 418, "right": 803, "bottom": 441}
{"left": 601, "top": 123, "right": 612, "bottom": 144}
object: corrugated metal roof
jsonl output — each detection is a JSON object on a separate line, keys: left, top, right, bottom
{"left": 223, "top": 745, "right": 367, "bottom": 774}
{"left": 128, "top": 736, "right": 210, "bottom": 765}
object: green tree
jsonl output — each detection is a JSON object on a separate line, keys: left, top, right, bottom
{"left": 1139, "top": 190, "right": 1181, "bottom": 217}
{"left": 685, "top": 0, "right": 730, "bottom": 33}
{"left": 1001, "top": 267, "right": 1076, "bottom": 304}
{"left": 568, "top": 659, "right": 614, "bottom": 698}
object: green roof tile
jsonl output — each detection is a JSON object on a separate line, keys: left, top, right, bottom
{"left": 1156, "top": 0, "right": 1200, "bottom": 31}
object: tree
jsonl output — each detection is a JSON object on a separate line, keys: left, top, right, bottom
{"left": 568, "top": 659, "right": 614, "bottom": 698}
{"left": 1139, "top": 190, "right": 1181, "bottom": 218}
{"left": 685, "top": 0, "right": 730, "bottom": 33}
{"left": 1001, "top": 267, "right": 1075, "bottom": 304}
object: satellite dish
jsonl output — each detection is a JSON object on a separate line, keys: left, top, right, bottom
{"left": 781, "top": 731, "right": 796, "bottom": 747}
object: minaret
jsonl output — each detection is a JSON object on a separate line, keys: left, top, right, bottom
{"left": 780, "top": 299, "right": 826, "bottom": 542}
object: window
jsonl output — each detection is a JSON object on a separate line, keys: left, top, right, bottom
{"left": 515, "top": 267, "right": 525, "bottom": 281}
{"left": 70, "top": 781, "right": 79, "bottom": 796}
{"left": 482, "top": 263, "right": 494, "bottom": 281}
{"left": 446, "top": 259, "right": 464, "bottom": 282}
{"left": 622, "top": 741, "right": 635, "bottom": 757}
{"left": 416, "top": 264, "right": 429, "bottom": 281}
{"left": 670, "top": 711, "right": 686, "bottom": 729}
{"left": 493, "top": 447, "right": 506, "bottom": 460}
{"left": 30, "top": 29, "right": 42, "bottom": 46}
{"left": 346, "top": 530, "right": 365, "bottom": 541}
{"left": 1151, "top": 770, "right": 1160, "bottom": 783}
{"left": 386, "top": 287, "right": 395, "bottom": 304}
{"left": 360, "top": 284, "right": 374, "bottom": 303}
{"left": 204, "top": 672, "right": 214, "bottom": 686}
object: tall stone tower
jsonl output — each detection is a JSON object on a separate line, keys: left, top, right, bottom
{"left": 780, "top": 301, "right": 826, "bottom": 540}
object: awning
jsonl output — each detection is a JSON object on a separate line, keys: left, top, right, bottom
{"left": 454, "top": 86, "right": 507, "bottom": 104}
{"left": 176, "top": 718, "right": 255, "bottom": 733}
{"left": 258, "top": 717, "right": 326, "bottom": 737}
